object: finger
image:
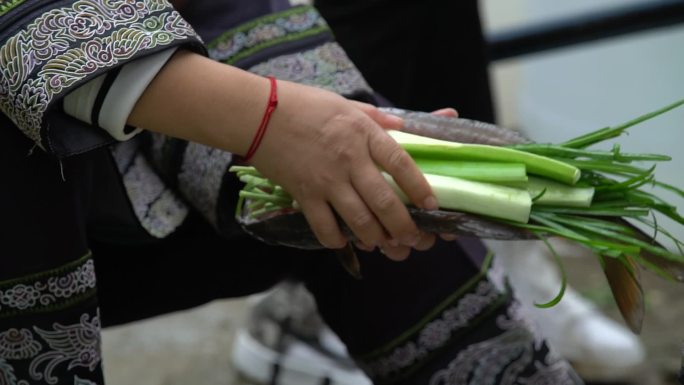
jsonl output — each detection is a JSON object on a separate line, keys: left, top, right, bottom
{"left": 368, "top": 130, "right": 438, "bottom": 211}
{"left": 350, "top": 100, "right": 404, "bottom": 129}
{"left": 440, "top": 233, "right": 458, "bottom": 241}
{"left": 328, "top": 185, "right": 386, "bottom": 249}
{"left": 298, "top": 200, "right": 347, "bottom": 249}
{"left": 379, "top": 244, "right": 412, "bottom": 261}
{"left": 431, "top": 107, "right": 459, "bottom": 118}
{"left": 413, "top": 232, "right": 436, "bottom": 251}
{"left": 351, "top": 163, "right": 421, "bottom": 247}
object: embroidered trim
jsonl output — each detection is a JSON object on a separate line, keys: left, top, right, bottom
{"left": 360, "top": 279, "right": 507, "bottom": 382}
{"left": 208, "top": 5, "right": 330, "bottom": 65}
{"left": 0, "top": 311, "right": 102, "bottom": 385}
{"left": 0, "top": 0, "right": 200, "bottom": 149}
{"left": 428, "top": 304, "right": 581, "bottom": 385}
{"left": 74, "top": 376, "right": 99, "bottom": 385}
{"left": 0, "top": 0, "right": 25, "bottom": 16}
{"left": 0, "top": 358, "right": 29, "bottom": 385}
{"left": 0, "top": 329, "right": 41, "bottom": 360}
{"left": 30, "top": 312, "right": 101, "bottom": 384}
{"left": 111, "top": 139, "right": 189, "bottom": 238}
{"left": 0, "top": 253, "right": 96, "bottom": 319}
{"left": 247, "top": 42, "right": 373, "bottom": 97}
{"left": 177, "top": 142, "right": 233, "bottom": 227}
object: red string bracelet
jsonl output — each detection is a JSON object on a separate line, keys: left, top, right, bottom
{"left": 243, "top": 75, "right": 278, "bottom": 162}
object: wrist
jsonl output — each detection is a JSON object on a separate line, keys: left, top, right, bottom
{"left": 242, "top": 75, "right": 278, "bottom": 162}
{"left": 128, "top": 51, "right": 276, "bottom": 155}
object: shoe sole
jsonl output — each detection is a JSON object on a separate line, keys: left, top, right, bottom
{"left": 231, "top": 330, "right": 372, "bottom": 385}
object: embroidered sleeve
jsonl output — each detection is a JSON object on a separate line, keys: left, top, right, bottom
{"left": 63, "top": 47, "right": 177, "bottom": 141}
{"left": 0, "top": 0, "right": 205, "bottom": 157}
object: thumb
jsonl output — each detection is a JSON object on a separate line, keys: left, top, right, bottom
{"left": 431, "top": 108, "right": 459, "bottom": 118}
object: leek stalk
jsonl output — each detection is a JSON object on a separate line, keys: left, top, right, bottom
{"left": 383, "top": 172, "right": 532, "bottom": 223}
{"left": 387, "top": 130, "right": 581, "bottom": 185}
{"left": 413, "top": 159, "right": 528, "bottom": 183}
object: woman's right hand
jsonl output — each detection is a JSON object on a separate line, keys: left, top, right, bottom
{"left": 129, "top": 51, "right": 437, "bottom": 260}
{"left": 249, "top": 79, "right": 438, "bottom": 260}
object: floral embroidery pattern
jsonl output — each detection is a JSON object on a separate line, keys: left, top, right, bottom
{"left": 361, "top": 279, "right": 506, "bottom": 381}
{"left": 0, "top": 329, "right": 42, "bottom": 360}
{"left": 248, "top": 42, "right": 373, "bottom": 97}
{"left": 519, "top": 360, "right": 582, "bottom": 385}
{"left": 0, "top": 0, "right": 200, "bottom": 148}
{"left": 29, "top": 312, "right": 101, "bottom": 384}
{"left": 208, "top": 5, "right": 329, "bottom": 65}
{"left": 0, "top": 358, "right": 29, "bottom": 385}
{"left": 0, "top": 311, "right": 102, "bottom": 385}
{"left": 428, "top": 304, "right": 581, "bottom": 385}
{"left": 111, "top": 139, "right": 189, "bottom": 238}
{"left": 74, "top": 376, "right": 98, "bottom": 385}
{"left": 0, "top": 254, "right": 96, "bottom": 319}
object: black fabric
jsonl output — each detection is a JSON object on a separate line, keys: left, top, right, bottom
{"left": 0, "top": 120, "right": 98, "bottom": 280}
{"left": 315, "top": 0, "right": 496, "bottom": 123}
{"left": 0, "top": 126, "right": 105, "bottom": 384}
{"left": 86, "top": 147, "right": 161, "bottom": 246}
{"left": 178, "top": 0, "right": 291, "bottom": 43}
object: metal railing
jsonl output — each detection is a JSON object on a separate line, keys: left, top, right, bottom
{"left": 486, "top": 0, "right": 684, "bottom": 61}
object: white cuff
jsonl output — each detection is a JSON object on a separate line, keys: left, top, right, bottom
{"left": 63, "top": 48, "right": 178, "bottom": 141}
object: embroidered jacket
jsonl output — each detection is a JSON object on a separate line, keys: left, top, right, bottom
{"left": 0, "top": 0, "right": 376, "bottom": 241}
{"left": 0, "top": 0, "right": 204, "bottom": 157}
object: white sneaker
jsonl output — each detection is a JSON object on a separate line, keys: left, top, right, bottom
{"left": 485, "top": 239, "right": 646, "bottom": 382}
{"left": 231, "top": 281, "right": 372, "bottom": 385}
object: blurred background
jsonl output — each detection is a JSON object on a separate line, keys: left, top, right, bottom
{"left": 101, "top": 1, "right": 684, "bottom": 384}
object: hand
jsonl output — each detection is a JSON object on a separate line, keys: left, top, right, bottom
{"left": 129, "top": 50, "right": 452, "bottom": 259}
{"left": 250, "top": 80, "right": 439, "bottom": 260}
{"left": 358, "top": 107, "right": 460, "bottom": 254}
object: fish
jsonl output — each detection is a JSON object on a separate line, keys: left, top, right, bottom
{"left": 236, "top": 108, "right": 684, "bottom": 333}
{"left": 379, "top": 107, "right": 533, "bottom": 146}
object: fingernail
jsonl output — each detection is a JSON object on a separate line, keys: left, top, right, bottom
{"left": 402, "top": 233, "right": 421, "bottom": 247}
{"left": 355, "top": 242, "right": 374, "bottom": 252}
{"left": 441, "top": 233, "right": 458, "bottom": 241}
{"left": 423, "top": 196, "right": 438, "bottom": 210}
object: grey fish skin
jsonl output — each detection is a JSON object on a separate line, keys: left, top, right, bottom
{"left": 379, "top": 107, "right": 533, "bottom": 146}
{"left": 239, "top": 208, "right": 536, "bottom": 251}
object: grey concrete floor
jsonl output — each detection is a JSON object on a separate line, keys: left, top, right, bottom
{"left": 102, "top": 299, "right": 253, "bottom": 385}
